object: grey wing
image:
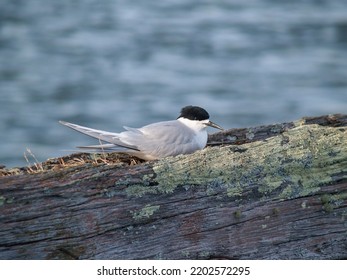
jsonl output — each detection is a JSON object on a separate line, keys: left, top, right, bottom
{"left": 59, "top": 121, "right": 140, "bottom": 151}
{"left": 131, "top": 121, "right": 200, "bottom": 158}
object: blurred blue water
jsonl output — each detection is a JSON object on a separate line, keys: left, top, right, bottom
{"left": 1, "top": 0, "right": 346, "bottom": 167}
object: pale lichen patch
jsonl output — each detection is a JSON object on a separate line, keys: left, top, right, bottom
{"left": 227, "top": 185, "right": 243, "bottom": 197}
{"left": 152, "top": 124, "right": 347, "bottom": 201}
{"left": 0, "top": 196, "right": 5, "bottom": 206}
{"left": 0, "top": 195, "right": 13, "bottom": 206}
{"left": 320, "top": 192, "right": 347, "bottom": 213}
{"left": 132, "top": 204, "right": 160, "bottom": 221}
{"left": 126, "top": 184, "right": 158, "bottom": 198}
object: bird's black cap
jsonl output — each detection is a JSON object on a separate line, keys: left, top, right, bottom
{"left": 178, "top": 105, "right": 210, "bottom": 121}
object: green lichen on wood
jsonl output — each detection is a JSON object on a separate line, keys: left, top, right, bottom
{"left": 0, "top": 196, "right": 5, "bottom": 206}
{"left": 233, "top": 210, "right": 242, "bottom": 219}
{"left": 152, "top": 124, "right": 347, "bottom": 199}
{"left": 126, "top": 184, "right": 158, "bottom": 198}
{"left": 320, "top": 192, "right": 347, "bottom": 212}
{"left": 0, "top": 195, "right": 14, "bottom": 206}
{"left": 226, "top": 185, "right": 243, "bottom": 197}
{"left": 132, "top": 204, "right": 160, "bottom": 221}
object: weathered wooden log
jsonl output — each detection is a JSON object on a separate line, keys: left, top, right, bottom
{"left": 0, "top": 114, "right": 346, "bottom": 259}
